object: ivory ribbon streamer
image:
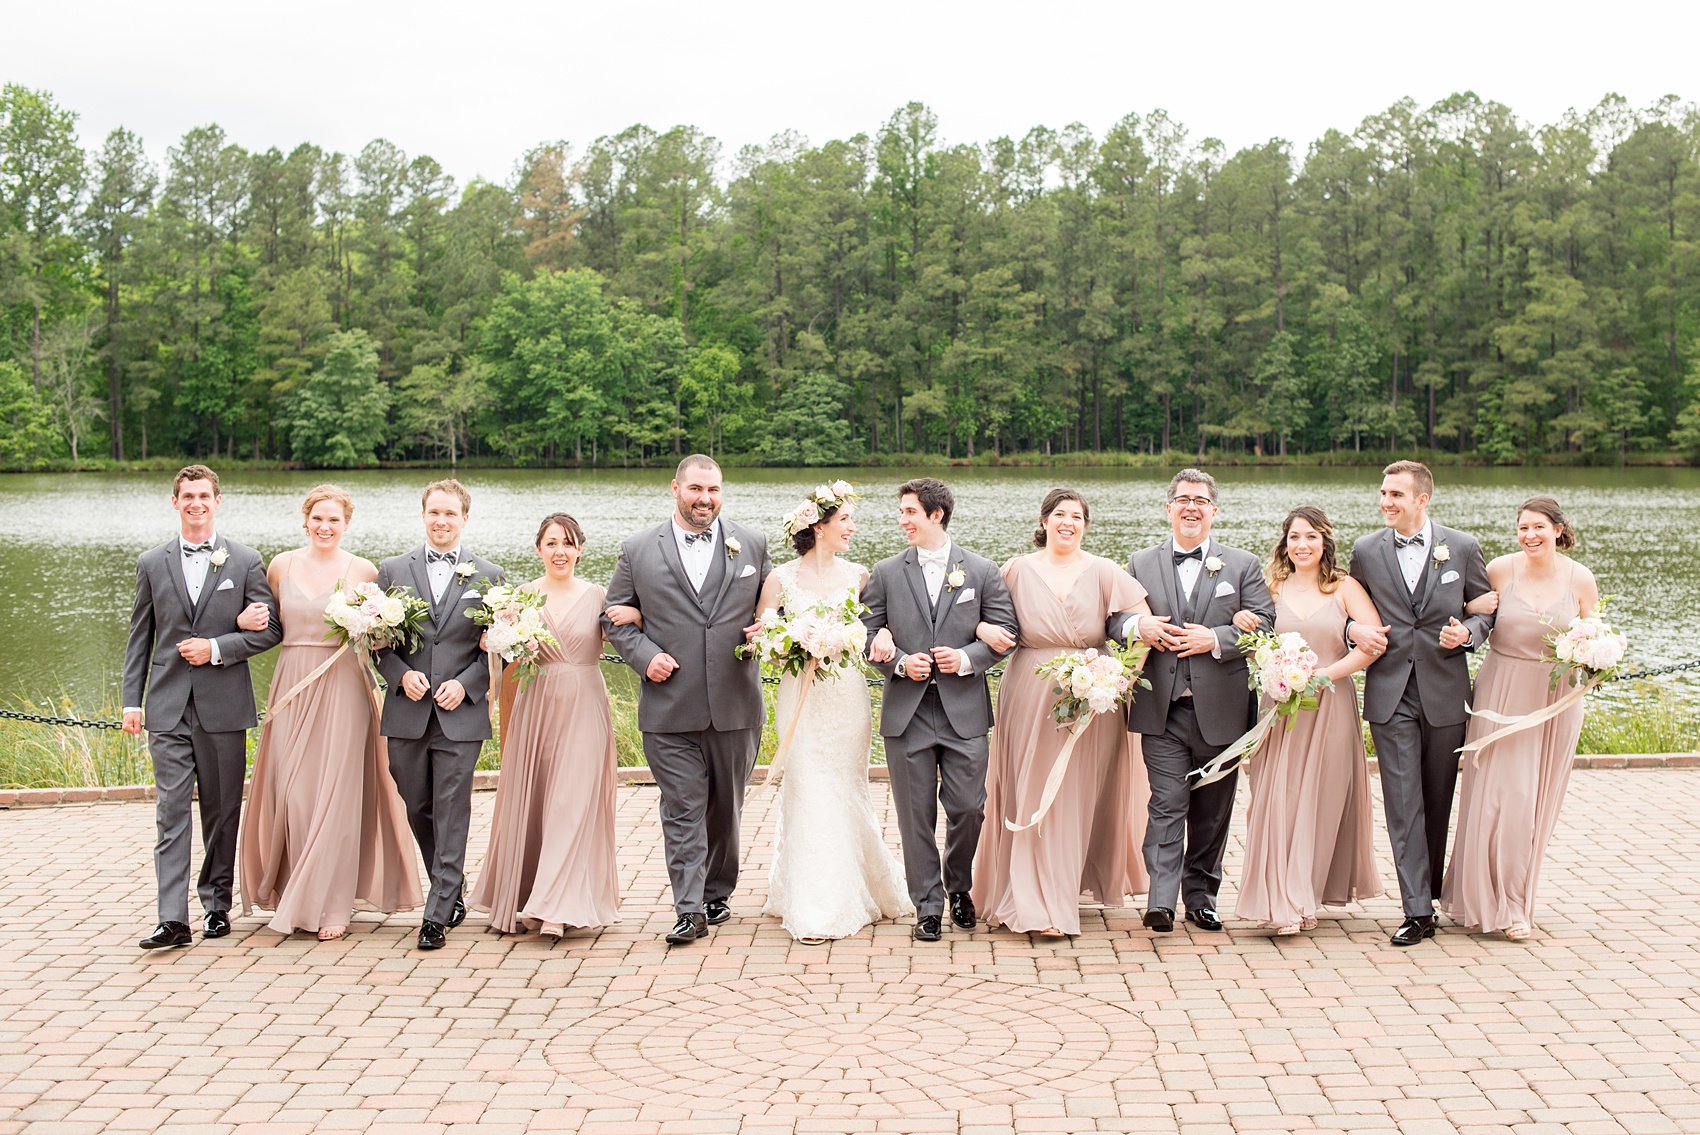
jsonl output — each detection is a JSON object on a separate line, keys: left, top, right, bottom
{"left": 1459, "top": 676, "right": 1596, "bottom": 764}
{"left": 266, "top": 642, "right": 351, "bottom": 715}
{"left": 487, "top": 650, "right": 503, "bottom": 724}
{"left": 1188, "top": 708, "right": 1279, "bottom": 790}
{"left": 1004, "top": 712, "right": 1095, "bottom": 832}
{"left": 765, "top": 658, "right": 818, "bottom": 788}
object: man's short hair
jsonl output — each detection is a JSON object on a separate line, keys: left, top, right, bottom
{"left": 422, "top": 478, "right": 472, "bottom": 514}
{"left": 1167, "top": 468, "right": 1218, "bottom": 504}
{"left": 173, "top": 464, "right": 220, "bottom": 497}
{"left": 1383, "top": 460, "right": 1434, "bottom": 500}
{"left": 675, "top": 453, "right": 721, "bottom": 483}
{"left": 897, "top": 477, "right": 954, "bottom": 529}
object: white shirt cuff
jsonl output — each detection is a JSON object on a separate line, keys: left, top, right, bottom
{"left": 209, "top": 639, "right": 223, "bottom": 666}
{"left": 1122, "top": 613, "right": 1141, "bottom": 642}
{"left": 123, "top": 706, "right": 142, "bottom": 715}
{"left": 1210, "top": 636, "right": 1222, "bottom": 660}
{"left": 957, "top": 649, "right": 973, "bottom": 676}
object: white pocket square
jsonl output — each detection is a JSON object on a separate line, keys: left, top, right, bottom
{"left": 1213, "top": 580, "right": 1234, "bottom": 598}
{"left": 1440, "top": 570, "right": 1460, "bottom": 584}
{"left": 461, "top": 590, "right": 480, "bottom": 600}
{"left": 215, "top": 577, "right": 235, "bottom": 591}
{"left": 739, "top": 564, "right": 756, "bottom": 578}
{"left": 955, "top": 587, "right": 976, "bottom": 604}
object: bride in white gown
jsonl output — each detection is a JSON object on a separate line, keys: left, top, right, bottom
{"left": 756, "top": 487, "right": 913, "bottom": 943}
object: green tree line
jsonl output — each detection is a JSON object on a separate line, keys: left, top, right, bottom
{"left": 2, "top": 84, "right": 1698, "bottom": 468}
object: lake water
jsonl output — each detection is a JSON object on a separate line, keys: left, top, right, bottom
{"left": 2, "top": 465, "right": 1695, "bottom": 712}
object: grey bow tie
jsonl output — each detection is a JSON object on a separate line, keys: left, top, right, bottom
{"left": 427, "top": 549, "right": 457, "bottom": 565}
{"left": 182, "top": 541, "right": 213, "bottom": 556}
{"left": 1395, "top": 533, "right": 1425, "bottom": 549}
{"left": 682, "top": 529, "right": 713, "bottom": 546}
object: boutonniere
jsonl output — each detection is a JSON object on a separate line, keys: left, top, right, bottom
{"left": 725, "top": 536, "right": 741, "bottom": 561}
{"left": 208, "top": 547, "right": 229, "bottom": 572}
{"left": 946, "top": 563, "right": 966, "bottom": 591}
{"left": 1432, "top": 544, "right": 1451, "bottom": 570}
{"left": 453, "top": 562, "right": 478, "bottom": 583}
{"left": 1204, "top": 555, "right": 1224, "bottom": 576}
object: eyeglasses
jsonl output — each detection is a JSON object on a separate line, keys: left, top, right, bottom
{"left": 1168, "top": 495, "right": 1215, "bottom": 509}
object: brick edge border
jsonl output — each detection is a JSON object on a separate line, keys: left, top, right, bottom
{"left": 1, "top": 753, "right": 1694, "bottom": 808}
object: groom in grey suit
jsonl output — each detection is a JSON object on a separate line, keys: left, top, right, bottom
{"left": 374, "top": 478, "right": 506, "bottom": 950}
{"left": 1347, "top": 460, "right": 1493, "bottom": 946}
{"left": 861, "top": 478, "right": 1017, "bottom": 942}
{"left": 123, "top": 465, "right": 281, "bottom": 948}
{"left": 602, "top": 455, "right": 773, "bottom": 945}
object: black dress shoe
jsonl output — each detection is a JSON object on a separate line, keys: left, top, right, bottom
{"left": 665, "top": 913, "right": 708, "bottom": 944}
{"left": 1185, "top": 908, "right": 1223, "bottom": 932}
{"left": 203, "top": 911, "right": 231, "bottom": 939}
{"left": 1143, "top": 907, "right": 1175, "bottom": 933}
{"left": 704, "top": 899, "right": 731, "bottom": 925}
{"left": 418, "top": 920, "right": 447, "bottom": 950}
{"left": 1390, "top": 915, "right": 1437, "bottom": 947}
{"left": 139, "top": 921, "right": 192, "bottom": 949}
{"left": 446, "top": 896, "right": 467, "bottom": 929}
{"left": 948, "top": 892, "right": 976, "bottom": 930}
{"left": 912, "top": 914, "right": 943, "bottom": 942}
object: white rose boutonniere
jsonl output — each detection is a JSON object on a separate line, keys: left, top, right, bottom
{"left": 1204, "top": 555, "right": 1224, "bottom": 576}
{"left": 946, "top": 563, "right": 966, "bottom": 591}
{"left": 208, "top": 547, "right": 229, "bottom": 572}
{"left": 1432, "top": 544, "right": 1451, "bottom": 570}
{"left": 725, "top": 536, "right": 741, "bottom": 561}
{"left": 454, "top": 562, "right": 478, "bottom": 581}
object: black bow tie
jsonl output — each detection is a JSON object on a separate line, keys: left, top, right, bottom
{"left": 182, "top": 541, "right": 213, "bottom": 556}
{"left": 682, "top": 529, "right": 714, "bottom": 546}
{"left": 427, "top": 549, "right": 457, "bottom": 565}
{"left": 1394, "top": 533, "right": 1425, "bottom": 549}
{"left": 1172, "top": 547, "right": 1203, "bottom": 565}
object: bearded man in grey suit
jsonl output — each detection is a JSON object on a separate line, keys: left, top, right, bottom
{"left": 602, "top": 455, "right": 773, "bottom": 945}
{"left": 123, "top": 465, "right": 282, "bottom": 949}
{"left": 1346, "top": 460, "right": 1494, "bottom": 947}
{"left": 1113, "top": 469, "right": 1274, "bottom": 935}
{"left": 374, "top": 478, "right": 506, "bottom": 951}
{"left": 860, "top": 478, "right": 1018, "bottom": 942}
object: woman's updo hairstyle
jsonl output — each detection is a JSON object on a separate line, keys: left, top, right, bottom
{"left": 790, "top": 503, "right": 842, "bottom": 557}
{"left": 1517, "top": 496, "right": 1576, "bottom": 551}
{"left": 1033, "top": 488, "right": 1090, "bottom": 549}
{"left": 535, "top": 512, "right": 585, "bottom": 548}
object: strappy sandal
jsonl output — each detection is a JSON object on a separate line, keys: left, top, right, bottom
{"left": 1300, "top": 916, "right": 1318, "bottom": 931}
{"left": 540, "top": 922, "right": 565, "bottom": 939}
{"left": 1273, "top": 923, "right": 1301, "bottom": 936}
{"left": 317, "top": 926, "right": 346, "bottom": 941}
{"left": 1037, "top": 927, "right": 1068, "bottom": 939}
{"left": 1505, "top": 923, "right": 1531, "bottom": 941}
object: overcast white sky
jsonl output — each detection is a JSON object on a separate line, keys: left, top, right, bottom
{"left": 9, "top": 0, "right": 1698, "bottom": 186}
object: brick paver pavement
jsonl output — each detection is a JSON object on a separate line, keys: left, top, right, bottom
{"left": 0, "top": 770, "right": 1696, "bottom": 1134}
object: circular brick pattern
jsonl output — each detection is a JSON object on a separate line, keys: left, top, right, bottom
{"left": 544, "top": 973, "right": 1155, "bottom": 1114}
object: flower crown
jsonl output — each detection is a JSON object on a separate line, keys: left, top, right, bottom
{"left": 782, "top": 480, "right": 858, "bottom": 536}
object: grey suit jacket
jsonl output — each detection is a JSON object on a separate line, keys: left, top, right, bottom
{"left": 1118, "top": 539, "right": 1274, "bottom": 747}
{"left": 860, "top": 545, "right": 1017, "bottom": 739}
{"left": 123, "top": 536, "right": 282, "bottom": 733}
{"left": 1349, "top": 523, "right": 1493, "bottom": 727}
{"left": 374, "top": 547, "right": 506, "bottom": 743}
{"left": 601, "top": 518, "right": 773, "bottom": 734}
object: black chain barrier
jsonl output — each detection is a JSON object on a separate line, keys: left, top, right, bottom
{"left": 4, "top": 653, "right": 1693, "bottom": 734}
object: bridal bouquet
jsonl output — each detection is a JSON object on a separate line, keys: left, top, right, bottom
{"left": 324, "top": 581, "right": 431, "bottom": 654}
{"left": 466, "top": 584, "right": 558, "bottom": 687}
{"left": 1550, "top": 606, "right": 1628, "bottom": 690}
{"left": 737, "top": 590, "right": 869, "bottom": 680}
{"left": 1036, "top": 640, "right": 1152, "bottom": 725}
{"left": 1242, "top": 629, "right": 1334, "bottom": 725}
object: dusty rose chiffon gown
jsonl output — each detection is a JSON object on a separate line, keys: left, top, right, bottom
{"left": 471, "top": 584, "right": 620, "bottom": 933}
{"left": 973, "top": 555, "right": 1150, "bottom": 935}
{"left": 1441, "top": 572, "right": 1584, "bottom": 934}
{"left": 1234, "top": 595, "right": 1382, "bottom": 928}
{"left": 240, "top": 559, "right": 421, "bottom": 933}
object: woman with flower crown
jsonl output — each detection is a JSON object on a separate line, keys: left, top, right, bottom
{"left": 240, "top": 485, "right": 420, "bottom": 939}
{"left": 753, "top": 481, "right": 913, "bottom": 943}
{"left": 1440, "top": 496, "right": 1599, "bottom": 941}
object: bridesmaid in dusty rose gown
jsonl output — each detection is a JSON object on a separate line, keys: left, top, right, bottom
{"left": 1442, "top": 496, "right": 1598, "bottom": 941}
{"left": 1232, "top": 506, "right": 1383, "bottom": 935}
{"left": 973, "top": 489, "right": 1153, "bottom": 937}
{"left": 241, "top": 485, "right": 421, "bottom": 939}
{"left": 472, "top": 512, "right": 620, "bottom": 936}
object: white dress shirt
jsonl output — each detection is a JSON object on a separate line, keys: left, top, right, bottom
{"left": 1119, "top": 537, "right": 1221, "bottom": 658}
{"left": 425, "top": 545, "right": 462, "bottom": 604}
{"left": 672, "top": 518, "right": 719, "bottom": 592}
{"left": 1394, "top": 520, "right": 1432, "bottom": 593}
{"left": 181, "top": 535, "right": 223, "bottom": 666}
{"left": 898, "top": 541, "right": 972, "bottom": 679}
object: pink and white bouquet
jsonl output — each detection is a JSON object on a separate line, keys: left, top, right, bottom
{"left": 466, "top": 584, "right": 559, "bottom": 687}
{"left": 1036, "top": 640, "right": 1151, "bottom": 726}
{"left": 738, "top": 589, "right": 869, "bottom": 680}
{"left": 1241, "top": 629, "right": 1333, "bottom": 725}
{"left": 1550, "top": 607, "right": 1628, "bottom": 690}
{"left": 324, "top": 581, "right": 431, "bottom": 654}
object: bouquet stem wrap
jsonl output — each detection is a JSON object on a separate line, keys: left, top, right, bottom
{"left": 766, "top": 657, "right": 817, "bottom": 787}
{"left": 1004, "top": 712, "right": 1094, "bottom": 833}
{"left": 1458, "top": 675, "right": 1597, "bottom": 764}
{"left": 1188, "top": 709, "right": 1277, "bottom": 790}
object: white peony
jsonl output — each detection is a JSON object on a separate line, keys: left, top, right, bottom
{"left": 486, "top": 623, "right": 520, "bottom": 654}
{"left": 1069, "top": 666, "right": 1095, "bottom": 697}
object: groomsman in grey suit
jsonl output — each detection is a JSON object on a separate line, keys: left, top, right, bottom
{"left": 374, "top": 479, "right": 505, "bottom": 950}
{"left": 123, "top": 465, "right": 282, "bottom": 948}
{"left": 1346, "top": 460, "right": 1493, "bottom": 946}
{"left": 861, "top": 478, "right": 1018, "bottom": 942}
{"left": 602, "top": 455, "right": 773, "bottom": 945}
{"left": 1114, "top": 469, "right": 1273, "bottom": 934}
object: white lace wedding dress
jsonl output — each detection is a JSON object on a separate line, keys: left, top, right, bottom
{"left": 763, "top": 557, "right": 914, "bottom": 939}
